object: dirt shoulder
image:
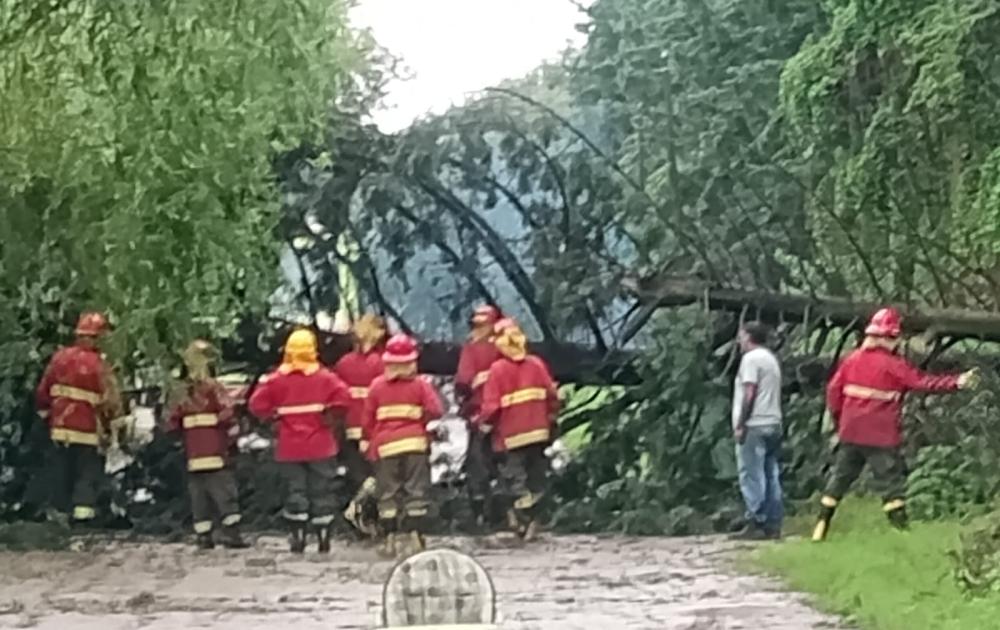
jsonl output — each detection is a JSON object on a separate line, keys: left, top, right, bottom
{"left": 0, "top": 534, "right": 845, "bottom": 629}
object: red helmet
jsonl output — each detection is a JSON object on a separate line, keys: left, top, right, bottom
{"left": 75, "top": 311, "right": 108, "bottom": 337}
{"left": 471, "top": 304, "right": 501, "bottom": 326}
{"left": 382, "top": 334, "right": 419, "bottom": 364}
{"left": 865, "top": 307, "right": 902, "bottom": 338}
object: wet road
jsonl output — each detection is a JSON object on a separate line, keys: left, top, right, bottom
{"left": 0, "top": 535, "right": 845, "bottom": 629}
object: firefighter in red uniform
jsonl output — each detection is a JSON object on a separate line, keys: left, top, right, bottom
{"left": 333, "top": 314, "right": 386, "bottom": 535}
{"left": 363, "top": 334, "right": 444, "bottom": 556}
{"left": 166, "top": 340, "right": 249, "bottom": 550}
{"left": 36, "top": 311, "right": 123, "bottom": 526}
{"left": 248, "top": 329, "right": 351, "bottom": 553}
{"left": 812, "top": 307, "right": 980, "bottom": 541}
{"left": 454, "top": 304, "right": 502, "bottom": 522}
{"left": 478, "top": 318, "right": 560, "bottom": 541}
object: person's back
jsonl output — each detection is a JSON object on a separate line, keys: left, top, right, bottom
{"left": 732, "top": 346, "right": 782, "bottom": 430}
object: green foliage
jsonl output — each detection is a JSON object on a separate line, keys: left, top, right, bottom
{"left": 752, "top": 499, "right": 1000, "bottom": 630}
{"left": 907, "top": 444, "right": 982, "bottom": 521}
{"left": 551, "top": 310, "right": 737, "bottom": 535}
{"left": 0, "top": 0, "right": 373, "bottom": 518}
{"left": 952, "top": 515, "right": 1000, "bottom": 597}
{"left": 781, "top": 0, "right": 1000, "bottom": 303}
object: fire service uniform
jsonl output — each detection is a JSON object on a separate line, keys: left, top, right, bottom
{"left": 454, "top": 304, "right": 502, "bottom": 519}
{"left": 35, "top": 312, "right": 122, "bottom": 525}
{"left": 167, "top": 340, "right": 248, "bottom": 550}
{"left": 249, "top": 329, "right": 351, "bottom": 553}
{"left": 363, "top": 334, "right": 444, "bottom": 556}
{"left": 333, "top": 314, "right": 386, "bottom": 536}
{"left": 813, "top": 307, "right": 979, "bottom": 541}
{"left": 478, "top": 318, "right": 560, "bottom": 541}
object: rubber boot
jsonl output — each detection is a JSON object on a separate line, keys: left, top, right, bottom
{"left": 886, "top": 505, "right": 909, "bottom": 531}
{"left": 378, "top": 518, "right": 398, "bottom": 558}
{"left": 522, "top": 519, "right": 541, "bottom": 542}
{"left": 404, "top": 530, "right": 425, "bottom": 555}
{"left": 196, "top": 533, "right": 216, "bottom": 550}
{"left": 811, "top": 498, "right": 838, "bottom": 543}
{"left": 289, "top": 523, "right": 307, "bottom": 554}
{"left": 378, "top": 532, "right": 397, "bottom": 558}
{"left": 506, "top": 508, "right": 525, "bottom": 537}
{"left": 220, "top": 526, "right": 250, "bottom": 550}
{"left": 316, "top": 525, "right": 332, "bottom": 554}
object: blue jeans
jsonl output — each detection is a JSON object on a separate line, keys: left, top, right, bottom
{"left": 736, "top": 424, "right": 783, "bottom": 531}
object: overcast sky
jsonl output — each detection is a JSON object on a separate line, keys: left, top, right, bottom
{"left": 350, "top": 0, "right": 591, "bottom": 132}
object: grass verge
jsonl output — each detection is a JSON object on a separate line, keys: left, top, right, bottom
{"left": 746, "top": 498, "right": 1000, "bottom": 629}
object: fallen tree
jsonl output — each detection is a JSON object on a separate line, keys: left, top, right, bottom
{"left": 627, "top": 275, "right": 1000, "bottom": 343}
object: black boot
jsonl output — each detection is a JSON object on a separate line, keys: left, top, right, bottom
{"left": 289, "top": 523, "right": 307, "bottom": 554}
{"left": 316, "top": 525, "right": 332, "bottom": 554}
{"left": 886, "top": 504, "right": 909, "bottom": 531}
{"left": 812, "top": 496, "right": 839, "bottom": 542}
{"left": 220, "top": 526, "right": 250, "bottom": 549}
{"left": 196, "top": 533, "right": 216, "bottom": 550}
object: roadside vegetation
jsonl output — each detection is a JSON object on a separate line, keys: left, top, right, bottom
{"left": 750, "top": 498, "right": 1000, "bottom": 630}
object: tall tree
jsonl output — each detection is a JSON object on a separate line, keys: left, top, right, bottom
{"left": 0, "top": 0, "right": 372, "bottom": 516}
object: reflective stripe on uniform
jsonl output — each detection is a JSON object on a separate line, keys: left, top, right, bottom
{"left": 221, "top": 513, "right": 242, "bottom": 527}
{"left": 194, "top": 520, "right": 213, "bottom": 534}
{"left": 73, "top": 506, "right": 96, "bottom": 521}
{"left": 51, "top": 428, "right": 99, "bottom": 446}
{"left": 51, "top": 384, "right": 101, "bottom": 405}
{"left": 378, "top": 436, "right": 428, "bottom": 458}
{"left": 380, "top": 507, "right": 399, "bottom": 520}
{"left": 182, "top": 413, "right": 219, "bottom": 429}
{"left": 843, "top": 384, "right": 901, "bottom": 402}
{"left": 349, "top": 387, "right": 369, "bottom": 399}
{"left": 883, "top": 499, "right": 906, "bottom": 512}
{"left": 283, "top": 511, "right": 309, "bottom": 522}
{"left": 504, "top": 428, "right": 550, "bottom": 450}
{"left": 276, "top": 403, "right": 326, "bottom": 415}
{"left": 311, "top": 515, "right": 335, "bottom": 526}
{"left": 472, "top": 371, "right": 490, "bottom": 389}
{"left": 406, "top": 507, "right": 429, "bottom": 517}
{"left": 187, "top": 456, "right": 225, "bottom": 472}
{"left": 375, "top": 404, "right": 423, "bottom": 421}
{"left": 346, "top": 427, "right": 363, "bottom": 440}
{"left": 500, "top": 387, "right": 548, "bottom": 408}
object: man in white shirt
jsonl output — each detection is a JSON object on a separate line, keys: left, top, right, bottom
{"left": 731, "top": 322, "right": 783, "bottom": 540}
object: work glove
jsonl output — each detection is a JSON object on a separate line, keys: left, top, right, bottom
{"left": 958, "top": 368, "right": 982, "bottom": 391}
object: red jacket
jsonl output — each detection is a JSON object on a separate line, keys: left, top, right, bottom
{"left": 362, "top": 375, "right": 443, "bottom": 461}
{"left": 827, "top": 346, "right": 960, "bottom": 448}
{"left": 36, "top": 344, "right": 116, "bottom": 447}
{"left": 333, "top": 350, "right": 384, "bottom": 441}
{"left": 455, "top": 339, "right": 500, "bottom": 419}
{"left": 248, "top": 368, "right": 351, "bottom": 462}
{"left": 479, "top": 355, "right": 560, "bottom": 452}
{"left": 167, "top": 379, "right": 236, "bottom": 472}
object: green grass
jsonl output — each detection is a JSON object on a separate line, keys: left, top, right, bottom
{"left": 747, "top": 498, "right": 1000, "bottom": 629}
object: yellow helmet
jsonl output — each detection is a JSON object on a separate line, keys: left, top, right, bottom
{"left": 182, "top": 339, "right": 217, "bottom": 380}
{"left": 280, "top": 329, "right": 320, "bottom": 375}
{"left": 494, "top": 318, "right": 527, "bottom": 361}
{"left": 353, "top": 314, "right": 387, "bottom": 353}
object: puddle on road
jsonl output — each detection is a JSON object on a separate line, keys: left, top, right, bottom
{"left": 0, "top": 535, "right": 846, "bottom": 629}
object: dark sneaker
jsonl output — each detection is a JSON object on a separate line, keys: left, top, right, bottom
{"left": 729, "top": 523, "right": 769, "bottom": 541}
